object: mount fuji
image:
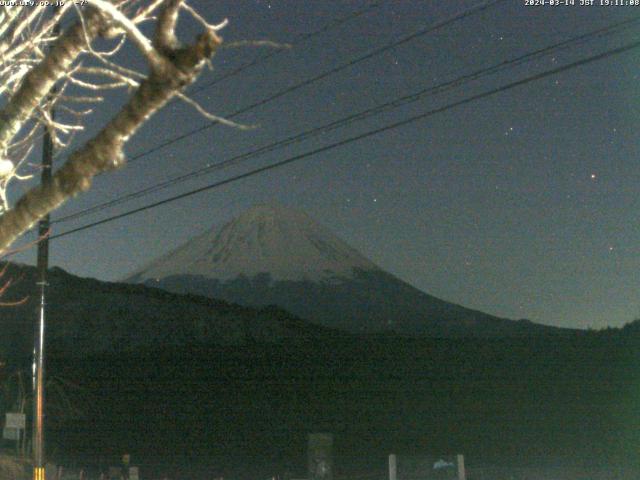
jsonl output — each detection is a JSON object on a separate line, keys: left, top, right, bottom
{"left": 126, "top": 205, "right": 560, "bottom": 337}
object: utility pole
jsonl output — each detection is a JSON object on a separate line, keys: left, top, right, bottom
{"left": 33, "top": 104, "right": 53, "bottom": 480}
{"left": 33, "top": 9, "right": 58, "bottom": 477}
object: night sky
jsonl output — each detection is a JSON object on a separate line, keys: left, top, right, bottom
{"left": 10, "top": 0, "right": 640, "bottom": 329}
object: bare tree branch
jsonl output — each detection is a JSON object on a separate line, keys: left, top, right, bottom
{"left": 0, "top": 8, "right": 104, "bottom": 155}
{"left": 0, "top": 0, "right": 223, "bottom": 254}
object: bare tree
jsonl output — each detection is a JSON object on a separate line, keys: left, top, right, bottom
{"left": 0, "top": 0, "right": 234, "bottom": 255}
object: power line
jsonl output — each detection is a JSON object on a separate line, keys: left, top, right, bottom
{"left": 53, "top": 14, "right": 640, "bottom": 225}
{"left": 125, "top": 0, "right": 508, "bottom": 165}
{"left": 190, "top": 1, "right": 383, "bottom": 95}
{"left": 49, "top": 38, "right": 640, "bottom": 241}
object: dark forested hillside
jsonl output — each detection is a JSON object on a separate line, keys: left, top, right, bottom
{"left": 46, "top": 332, "right": 640, "bottom": 479}
{"left": 0, "top": 263, "right": 339, "bottom": 360}
{"left": 1, "top": 263, "right": 639, "bottom": 479}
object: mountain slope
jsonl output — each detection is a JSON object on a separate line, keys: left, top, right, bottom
{"left": 127, "top": 205, "right": 567, "bottom": 337}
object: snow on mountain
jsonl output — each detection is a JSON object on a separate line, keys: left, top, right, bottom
{"left": 128, "top": 205, "right": 378, "bottom": 283}
{"left": 127, "top": 205, "right": 565, "bottom": 336}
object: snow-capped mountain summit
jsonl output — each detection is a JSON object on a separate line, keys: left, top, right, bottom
{"left": 127, "top": 205, "right": 562, "bottom": 336}
{"left": 128, "top": 205, "right": 378, "bottom": 283}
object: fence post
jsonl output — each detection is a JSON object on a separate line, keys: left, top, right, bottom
{"left": 308, "top": 433, "right": 333, "bottom": 480}
{"left": 456, "top": 455, "right": 465, "bottom": 480}
{"left": 388, "top": 454, "right": 397, "bottom": 480}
